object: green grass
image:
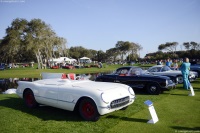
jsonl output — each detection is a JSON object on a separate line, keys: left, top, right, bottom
{"left": 0, "top": 79, "right": 200, "bottom": 133}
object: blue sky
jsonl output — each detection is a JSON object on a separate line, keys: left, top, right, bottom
{"left": 0, "top": 0, "right": 200, "bottom": 58}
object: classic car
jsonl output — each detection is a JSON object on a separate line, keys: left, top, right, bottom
{"left": 145, "top": 65, "right": 198, "bottom": 84}
{"left": 62, "top": 65, "right": 75, "bottom": 69}
{"left": 16, "top": 73, "right": 135, "bottom": 121}
{"left": 95, "top": 66, "right": 176, "bottom": 95}
{"left": 190, "top": 64, "right": 200, "bottom": 77}
{"left": 51, "top": 65, "right": 59, "bottom": 69}
{"left": 0, "top": 63, "right": 5, "bottom": 70}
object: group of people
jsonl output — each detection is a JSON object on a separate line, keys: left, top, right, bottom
{"left": 157, "top": 59, "right": 179, "bottom": 70}
{"left": 157, "top": 58, "right": 191, "bottom": 90}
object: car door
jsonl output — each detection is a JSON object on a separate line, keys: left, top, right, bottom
{"left": 37, "top": 83, "right": 58, "bottom": 106}
{"left": 116, "top": 68, "right": 145, "bottom": 89}
{"left": 57, "top": 84, "right": 75, "bottom": 111}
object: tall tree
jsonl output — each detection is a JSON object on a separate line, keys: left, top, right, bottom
{"left": 115, "top": 41, "right": 132, "bottom": 61}
{"left": 106, "top": 48, "right": 119, "bottom": 62}
{"left": 0, "top": 18, "right": 28, "bottom": 63}
{"left": 158, "top": 42, "right": 178, "bottom": 57}
{"left": 183, "top": 42, "right": 191, "bottom": 50}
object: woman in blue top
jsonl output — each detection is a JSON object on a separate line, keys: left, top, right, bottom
{"left": 179, "top": 57, "right": 191, "bottom": 90}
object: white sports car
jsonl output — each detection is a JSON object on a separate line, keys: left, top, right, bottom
{"left": 16, "top": 73, "right": 135, "bottom": 121}
{"left": 145, "top": 65, "right": 198, "bottom": 84}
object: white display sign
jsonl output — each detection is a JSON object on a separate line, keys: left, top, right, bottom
{"left": 188, "top": 85, "right": 195, "bottom": 96}
{"left": 144, "top": 100, "right": 159, "bottom": 124}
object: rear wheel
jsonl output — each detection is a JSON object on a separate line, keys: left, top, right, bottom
{"left": 23, "top": 89, "right": 39, "bottom": 108}
{"left": 79, "top": 98, "right": 100, "bottom": 121}
{"left": 147, "top": 83, "right": 160, "bottom": 95}
{"left": 177, "top": 75, "right": 183, "bottom": 84}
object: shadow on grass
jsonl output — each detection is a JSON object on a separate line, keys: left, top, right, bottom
{"left": 170, "top": 94, "right": 188, "bottom": 96}
{"left": 0, "top": 96, "right": 83, "bottom": 122}
{"left": 171, "top": 126, "right": 200, "bottom": 131}
{"left": 106, "top": 115, "right": 147, "bottom": 123}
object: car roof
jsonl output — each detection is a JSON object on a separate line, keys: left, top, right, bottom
{"left": 116, "top": 66, "right": 139, "bottom": 69}
{"left": 150, "top": 65, "right": 164, "bottom": 68}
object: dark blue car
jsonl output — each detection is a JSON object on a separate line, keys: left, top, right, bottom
{"left": 0, "top": 63, "right": 5, "bottom": 70}
{"left": 95, "top": 66, "right": 176, "bottom": 95}
{"left": 190, "top": 64, "right": 200, "bottom": 77}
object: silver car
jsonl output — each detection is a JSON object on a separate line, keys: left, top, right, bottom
{"left": 145, "top": 65, "right": 198, "bottom": 84}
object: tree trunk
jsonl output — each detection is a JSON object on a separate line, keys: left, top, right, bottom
{"left": 35, "top": 51, "right": 41, "bottom": 69}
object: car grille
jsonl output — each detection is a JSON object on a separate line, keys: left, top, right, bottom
{"left": 110, "top": 96, "right": 130, "bottom": 109}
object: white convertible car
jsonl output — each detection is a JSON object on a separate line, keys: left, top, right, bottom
{"left": 145, "top": 65, "right": 198, "bottom": 84}
{"left": 17, "top": 73, "right": 135, "bottom": 121}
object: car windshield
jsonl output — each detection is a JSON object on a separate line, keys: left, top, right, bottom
{"left": 147, "top": 67, "right": 161, "bottom": 72}
{"left": 148, "top": 66, "right": 172, "bottom": 72}
{"left": 112, "top": 67, "right": 144, "bottom": 76}
{"left": 114, "top": 68, "right": 129, "bottom": 75}
{"left": 129, "top": 68, "right": 143, "bottom": 75}
{"left": 160, "top": 66, "right": 171, "bottom": 72}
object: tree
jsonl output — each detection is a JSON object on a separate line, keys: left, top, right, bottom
{"left": 115, "top": 41, "right": 132, "bottom": 61}
{"left": 129, "top": 42, "right": 143, "bottom": 61}
{"left": 105, "top": 48, "right": 119, "bottom": 62}
{"left": 190, "top": 42, "right": 198, "bottom": 50}
{"left": 0, "top": 18, "right": 67, "bottom": 69}
{"left": 158, "top": 42, "right": 178, "bottom": 58}
{"left": 25, "top": 19, "right": 65, "bottom": 69}
{"left": 0, "top": 18, "right": 28, "bottom": 63}
{"left": 183, "top": 42, "right": 191, "bottom": 50}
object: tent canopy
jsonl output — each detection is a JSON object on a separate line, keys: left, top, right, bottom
{"left": 80, "top": 57, "right": 90, "bottom": 60}
{"left": 79, "top": 57, "right": 91, "bottom": 63}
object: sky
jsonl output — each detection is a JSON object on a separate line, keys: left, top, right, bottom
{"left": 0, "top": 0, "right": 200, "bottom": 58}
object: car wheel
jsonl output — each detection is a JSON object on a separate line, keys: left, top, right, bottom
{"left": 147, "top": 83, "right": 160, "bottom": 95}
{"left": 23, "top": 89, "right": 39, "bottom": 108}
{"left": 177, "top": 75, "right": 183, "bottom": 84}
{"left": 79, "top": 98, "right": 100, "bottom": 121}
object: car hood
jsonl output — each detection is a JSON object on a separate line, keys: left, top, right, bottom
{"left": 101, "top": 73, "right": 171, "bottom": 80}
{"left": 71, "top": 80, "right": 128, "bottom": 92}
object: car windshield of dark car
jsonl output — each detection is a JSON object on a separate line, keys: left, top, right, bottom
{"left": 148, "top": 67, "right": 161, "bottom": 72}
{"left": 114, "top": 68, "right": 129, "bottom": 75}
{"left": 161, "top": 66, "right": 171, "bottom": 72}
{"left": 129, "top": 68, "right": 142, "bottom": 75}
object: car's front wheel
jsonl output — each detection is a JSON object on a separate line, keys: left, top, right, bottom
{"left": 23, "top": 89, "right": 39, "bottom": 108}
{"left": 177, "top": 75, "right": 183, "bottom": 84}
{"left": 147, "top": 83, "right": 160, "bottom": 95}
{"left": 79, "top": 98, "right": 100, "bottom": 121}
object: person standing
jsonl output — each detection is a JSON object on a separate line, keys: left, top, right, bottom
{"left": 166, "top": 58, "right": 172, "bottom": 67}
{"left": 179, "top": 57, "right": 191, "bottom": 90}
{"left": 173, "top": 59, "right": 178, "bottom": 70}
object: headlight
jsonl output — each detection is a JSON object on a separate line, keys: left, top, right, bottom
{"left": 166, "top": 80, "right": 168, "bottom": 86}
{"left": 128, "top": 87, "right": 135, "bottom": 96}
{"left": 101, "top": 93, "right": 109, "bottom": 104}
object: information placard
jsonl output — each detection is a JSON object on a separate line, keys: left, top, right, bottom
{"left": 144, "top": 100, "right": 159, "bottom": 124}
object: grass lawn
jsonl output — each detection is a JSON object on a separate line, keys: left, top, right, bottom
{"left": 0, "top": 79, "right": 199, "bottom": 133}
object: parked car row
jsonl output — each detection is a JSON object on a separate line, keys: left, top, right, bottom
{"left": 190, "top": 64, "right": 200, "bottom": 77}
{"left": 95, "top": 66, "right": 176, "bottom": 95}
{"left": 15, "top": 64, "right": 199, "bottom": 122}
{"left": 144, "top": 65, "right": 198, "bottom": 84}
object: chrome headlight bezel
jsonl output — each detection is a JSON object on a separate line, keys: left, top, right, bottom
{"left": 101, "top": 92, "right": 109, "bottom": 104}
{"left": 128, "top": 87, "right": 135, "bottom": 96}
{"left": 166, "top": 79, "right": 169, "bottom": 86}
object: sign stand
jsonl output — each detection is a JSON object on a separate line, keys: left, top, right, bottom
{"left": 188, "top": 85, "right": 195, "bottom": 96}
{"left": 144, "top": 100, "right": 158, "bottom": 124}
